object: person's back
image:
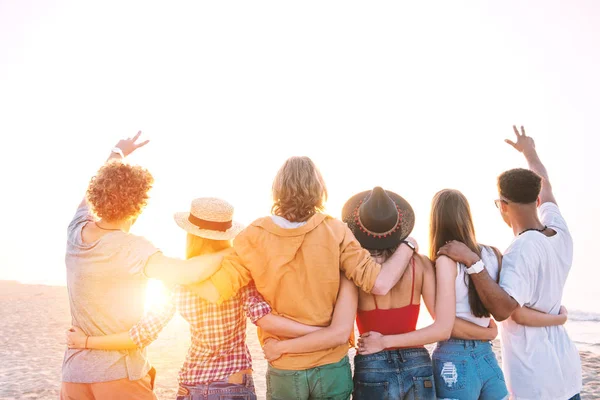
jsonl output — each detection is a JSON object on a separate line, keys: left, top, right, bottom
{"left": 500, "top": 202, "right": 581, "bottom": 399}
{"left": 356, "top": 254, "right": 426, "bottom": 338}
{"left": 455, "top": 245, "right": 500, "bottom": 328}
{"left": 224, "top": 213, "right": 374, "bottom": 370}
{"left": 63, "top": 158, "right": 160, "bottom": 388}
{"left": 64, "top": 210, "right": 158, "bottom": 383}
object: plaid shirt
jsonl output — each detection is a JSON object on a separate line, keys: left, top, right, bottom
{"left": 129, "top": 283, "right": 271, "bottom": 385}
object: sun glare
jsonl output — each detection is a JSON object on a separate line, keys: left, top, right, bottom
{"left": 145, "top": 279, "right": 171, "bottom": 313}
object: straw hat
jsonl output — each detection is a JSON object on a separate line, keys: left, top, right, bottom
{"left": 341, "top": 187, "right": 415, "bottom": 250}
{"left": 174, "top": 198, "right": 244, "bottom": 240}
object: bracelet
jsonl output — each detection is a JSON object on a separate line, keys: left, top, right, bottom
{"left": 84, "top": 335, "right": 89, "bottom": 349}
{"left": 111, "top": 147, "right": 125, "bottom": 158}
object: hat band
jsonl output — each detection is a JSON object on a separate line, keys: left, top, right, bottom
{"left": 354, "top": 200, "right": 403, "bottom": 238}
{"left": 188, "top": 214, "right": 232, "bottom": 232}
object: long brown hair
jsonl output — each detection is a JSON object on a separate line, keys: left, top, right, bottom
{"left": 186, "top": 234, "right": 231, "bottom": 259}
{"left": 429, "top": 189, "right": 490, "bottom": 318}
{"left": 271, "top": 156, "right": 328, "bottom": 222}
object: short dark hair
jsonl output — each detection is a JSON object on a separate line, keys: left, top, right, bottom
{"left": 497, "top": 168, "right": 542, "bottom": 204}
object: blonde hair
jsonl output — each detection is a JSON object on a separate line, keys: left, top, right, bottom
{"left": 186, "top": 234, "right": 231, "bottom": 259}
{"left": 271, "top": 156, "right": 328, "bottom": 222}
{"left": 87, "top": 160, "right": 154, "bottom": 222}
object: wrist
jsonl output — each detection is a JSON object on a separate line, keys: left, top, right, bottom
{"left": 275, "top": 340, "right": 288, "bottom": 355}
{"left": 465, "top": 254, "right": 481, "bottom": 267}
{"left": 110, "top": 147, "right": 125, "bottom": 160}
{"left": 381, "top": 335, "right": 392, "bottom": 349}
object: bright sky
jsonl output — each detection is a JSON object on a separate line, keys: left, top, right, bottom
{"left": 0, "top": 1, "right": 598, "bottom": 313}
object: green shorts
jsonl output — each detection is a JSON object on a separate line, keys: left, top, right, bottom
{"left": 266, "top": 355, "right": 352, "bottom": 400}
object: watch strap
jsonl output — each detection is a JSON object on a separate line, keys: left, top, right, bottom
{"left": 466, "top": 259, "right": 485, "bottom": 275}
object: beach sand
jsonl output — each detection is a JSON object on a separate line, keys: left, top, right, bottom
{"left": 0, "top": 280, "right": 597, "bottom": 399}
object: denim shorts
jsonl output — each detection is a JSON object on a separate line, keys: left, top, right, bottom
{"left": 353, "top": 347, "right": 436, "bottom": 400}
{"left": 432, "top": 339, "right": 508, "bottom": 400}
{"left": 176, "top": 374, "right": 256, "bottom": 400}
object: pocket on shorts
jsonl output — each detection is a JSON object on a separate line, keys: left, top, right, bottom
{"left": 412, "top": 375, "right": 436, "bottom": 400}
{"left": 267, "top": 367, "right": 301, "bottom": 400}
{"left": 432, "top": 357, "right": 467, "bottom": 392}
{"left": 483, "top": 353, "right": 505, "bottom": 382}
{"left": 316, "top": 358, "right": 353, "bottom": 399}
{"left": 353, "top": 380, "right": 389, "bottom": 400}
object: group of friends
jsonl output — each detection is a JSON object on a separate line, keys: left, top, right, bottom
{"left": 61, "top": 126, "right": 582, "bottom": 400}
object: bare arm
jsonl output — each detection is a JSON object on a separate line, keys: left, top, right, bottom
{"left": 512, "top": 305, "right": 568, "bottom": 327}
{"left": 421, "top": 255, "right": 436, "bottom": 319}
{"left": 66, "top": 291, "right": 176, "bottom": 351}
{"left": 262, "top": 275, "right": 358, "bottom": 361}
{"left": 452, "top": 319, "right": 498, "bottom": 341}
{"left": 372, "top": 239, "right": 417, "bottom": 295}
{"left": 358, "top": 256, "right": 457, "bottom": 354}
{"left": 145, "top": 249, "right": 229, "bottom": 287}
{"left": 506, "top": 125, "right": 556, "bottom": 205}
{"left": 256, "top": 314, "right": 321, "bottom": 339}
{"left": 67, "top": 328, "right": 138, "bottom": 350}
{"left": 438, "top": 241, "right": 519, "bottom": 321}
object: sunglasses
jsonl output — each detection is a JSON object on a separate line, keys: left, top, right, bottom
{"left": 494, "top": 199, "right": 509, "bottom": 209}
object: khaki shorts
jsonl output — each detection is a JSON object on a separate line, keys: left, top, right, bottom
{"left": 60, "top": 369, "right": 157, "bottom": 400}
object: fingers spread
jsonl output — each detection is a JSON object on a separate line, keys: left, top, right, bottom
{"left": 132, "top": 131, "right": 142, "bottom": 142}
{"left": 135, "top": 139, "right": 150, "bottom": 149}
{"left": 505, "top": 139, "right": 517, "bottom": 149}
{"left": 521, "top": 126, "right": 526, "bottom": 136}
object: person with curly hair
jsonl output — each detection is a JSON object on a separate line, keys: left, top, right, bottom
{"left": 61, "top": 132, "right": 227, "bottom": 400}
{"left": 439, "top": 126, "right": 582, "bottom": 400}
{"left": 190, "top": 156, "right": 417, "bottom": 400}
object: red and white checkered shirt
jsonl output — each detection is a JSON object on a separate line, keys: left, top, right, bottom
{"left": 129, "top": 283, "right": 271, "bottom": 385}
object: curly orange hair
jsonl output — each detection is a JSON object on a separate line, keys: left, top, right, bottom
{"left": 271, "top": 156, "right": 328, "bottom": 222}
{"left": 86, "top": 161, "right": 154, "bottom": 222}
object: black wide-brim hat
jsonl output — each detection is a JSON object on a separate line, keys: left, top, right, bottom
{"left": 342, "top": 187, "right": 415, "bottom": 250}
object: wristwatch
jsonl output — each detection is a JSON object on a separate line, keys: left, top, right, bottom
{"left": 466, "top": 259, "right": 485, "bottom": 275}
{"left": 401, "top": 240, "right": 416, "bottom": 252}
{"left": 111, "top": 147, "right": 125, "bottom": 158}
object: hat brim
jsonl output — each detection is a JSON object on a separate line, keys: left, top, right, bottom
{"left": 341, "top": 190, "right": 415, "bottom": 250}
{"left": 173, "top": 212, "right": 244, "bottom": 240}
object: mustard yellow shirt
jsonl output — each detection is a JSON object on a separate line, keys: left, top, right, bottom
{"left": 210, "top": 213, "right": 381, "bottom": 370}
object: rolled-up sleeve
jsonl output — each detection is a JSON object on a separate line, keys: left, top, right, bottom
{"left": 339, "top": 225, "right": 381, "bottom": 293}
{"left": 128, "top": 291, "right": 176, "bottom": 348}
{"left": 240, "top": 283, "right": 272, "bottom": 324}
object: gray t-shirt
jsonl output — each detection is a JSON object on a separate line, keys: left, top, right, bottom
{"left": 62, "top": 205, "right": 159, "bottom": 383}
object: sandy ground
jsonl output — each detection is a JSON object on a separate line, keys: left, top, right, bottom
{"left": 0, "top": 281, "right": 597, "bottom": 399}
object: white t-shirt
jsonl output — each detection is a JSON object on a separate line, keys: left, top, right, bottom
{"left": 271, "top": 215, "right": 308, "bottom": 229}
{"left": 499, "top": 202, "right": 582, "bottom": 400}
{"left": 456, "top": 246, "right": 500, "bottom": 327}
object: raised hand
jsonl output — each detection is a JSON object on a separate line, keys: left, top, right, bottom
{"left": 505, "top": 125, "right": 536, "bottom": 157}
{"left": 114, "top": 131, "right": 150, "bottom": 157}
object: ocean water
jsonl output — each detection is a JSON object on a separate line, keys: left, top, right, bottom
{"left": 567, "top": 310, "right": 600, "bottom": 354}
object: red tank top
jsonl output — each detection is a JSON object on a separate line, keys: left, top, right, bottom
{"left": 356, "top": 258, "right": 420, "bottom": 349}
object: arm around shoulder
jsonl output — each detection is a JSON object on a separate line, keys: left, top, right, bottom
{"left": 144, "top": 251, "right": 226, "bottom": 286}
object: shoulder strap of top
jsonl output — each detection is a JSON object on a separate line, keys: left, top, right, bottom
{"left": 410, "top": 257, "right": 416, "bottom": 304}
{"left": 372, "top": 292, "right": 379, "bottom": 309}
